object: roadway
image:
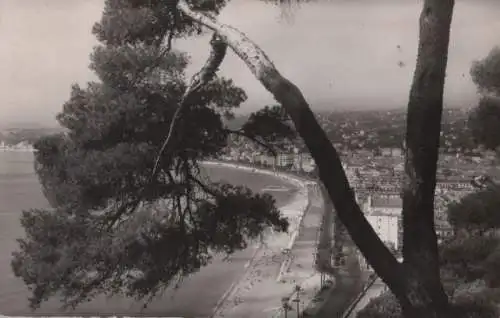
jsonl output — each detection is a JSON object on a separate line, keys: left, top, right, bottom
{"left": 345, "top": 278, "right": 387, "bottom": 318}
{"left": 272, "top": 184, "right": 368, "bottom": 318}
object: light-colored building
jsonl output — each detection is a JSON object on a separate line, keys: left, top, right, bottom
{"left": 359, "top": 194, "right": 402, "bottom": 271}
{"left": 436, "top": 179, "right": 474, "bottom": 191}
{"left": 299, "top": 152, "right": 316, "bottom": 172}
{"left": 366, "top": 213, "right": 399, "bottom": 251}
{"left": 253, "top": 153, "right": 275, "bottom": 166}
{"left": 364, "top": 194, "right": 402, "bottom": 218}
{"left": 380, "top": 148, "right": 392, "bottom": 156}
{"left": 379, "top": 147, "right": 403, "bottom": 157}
{"left": 277, "top": 153, "right": 295, "bottom": 167}
{"left": 391, "top": 148, "right": 403, "bottom": 157}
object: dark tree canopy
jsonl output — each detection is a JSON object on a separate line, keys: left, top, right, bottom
{"left": 468, "top": 96, "right": 500, "bottom": 151}
{"left": 356, "top": 293, "right": 402, "bottom": 318}
{"left": 11, "top": 0, "right": 293, "bottom": 310}
{"left": 442, "top": 186, "right": 500, "bottom": 290}
{"left": 446, "top": 187, "right": 500, "bottom": 234}
{"left": 468, "top": 47, "right": 500, "bottom": 150}
{"left": 357, "top": 287, "right": 499, "bottom": 318}
{"left": 358, "top": 240, "right": 500, "bottom": 318}
{"left": 239, "top": 105, "right": 297, "bottom": 154}
{"left": 470, "top": 47, "right": 500, "bottom": 97}
{"left": 440, "top": 235, "right": 500, "bottom": 286}
{"left": 92, "top": 0, "right": 230, "bottom": 46}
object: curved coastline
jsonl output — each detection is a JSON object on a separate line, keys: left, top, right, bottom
{"left": 203, "top": 161, "right": 312, "bottom": 251}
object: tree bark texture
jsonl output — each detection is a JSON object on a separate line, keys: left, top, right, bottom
{"left": 401, "top": 0, "right": 455, "bottom": 316}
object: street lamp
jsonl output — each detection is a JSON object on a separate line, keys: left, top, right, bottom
{"left": 281, "top": 296, "right": 291, "bottom": 318}
{"left": 293, "top": 285, "right": 302, "bottom": 318}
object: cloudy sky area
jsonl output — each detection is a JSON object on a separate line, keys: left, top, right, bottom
{"left": 0, "top": 0, "right": 499, "bottom": 126}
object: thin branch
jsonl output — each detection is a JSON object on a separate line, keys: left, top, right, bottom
{"left": 105, "top": 196, "right": 142, "bottom": 231}
{"left": 187, "top": 173, "right": 219, "bottom": 197}
{"left": 151, "top": 33, "right": 227, "bottom": 177}
{"left": 182, "top": 160, "right": 201, "bottom": 230}
{"left": 225, "top": 128, "right": 278, "bottom": 156}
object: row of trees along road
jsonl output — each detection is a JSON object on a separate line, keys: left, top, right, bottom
{"left": 9, "top": 0, "right": 500, "bottom": 317}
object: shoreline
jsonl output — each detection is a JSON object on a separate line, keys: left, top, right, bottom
{"left": 203, "top": 161, "right": 312, "bottom": 250}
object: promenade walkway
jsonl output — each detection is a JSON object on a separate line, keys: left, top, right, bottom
{"left": 212, "top": 187, "right": 323, "bottom": 318}
{"left": 273, "top": 244, "right": 365, "bottom": 318}
{"left": 212, "top": 172, "right": 367, "bottom": 318}
{"left": 271, "top": 193, "right": 328, "bottom": 318}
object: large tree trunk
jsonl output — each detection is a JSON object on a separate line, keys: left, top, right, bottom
{"left": 400, "top": 0, "right": 455, "bottom": 317}
{"left": 177, "top": 1, "right": 454, "bottom": 316}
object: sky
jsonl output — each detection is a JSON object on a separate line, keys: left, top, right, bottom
{"left": 0, "top": 0, "right": 499, "bottom": 126}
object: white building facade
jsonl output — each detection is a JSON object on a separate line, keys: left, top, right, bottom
{"left": 366, "top": 213, "right": 399, "bottom": 251}
{"left": 358, "top": 194, "right": 402, "bottom": 271}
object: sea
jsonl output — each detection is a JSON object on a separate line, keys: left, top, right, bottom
{"left": 0, "top": 151, "right": 298, "bottom": 317}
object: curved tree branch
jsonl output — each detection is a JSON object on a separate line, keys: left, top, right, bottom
{"left": 224, "top": 128, "right": 278, "bottom": 156}
{"left": 152, "top": 33, "right": 227, "bottom": 177}
{"left": 176, "top": 0, "right": 409, "bottom": 303}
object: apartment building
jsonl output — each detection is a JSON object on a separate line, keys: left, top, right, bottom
{"left": 276, "top": 153, "right": 295, "bottom": 167}
{"left": 358, "top": 194, "right": 402, "bottom": 271}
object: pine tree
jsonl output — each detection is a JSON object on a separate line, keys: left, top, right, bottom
{"left": 12, "top": 0, "right": 294, "bottom": 309}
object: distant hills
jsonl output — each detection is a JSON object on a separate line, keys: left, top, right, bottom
{"left": 0, "top": 117, "right": 250, "bottom": 146}
{"left": 0, "top": 106, "right": 470, "bottom": 147}
{"left": 0, "top": 125, "right": 65, "bottom": 146}
{"left": 0, "top": 121, "right": 60, "bottom": 130}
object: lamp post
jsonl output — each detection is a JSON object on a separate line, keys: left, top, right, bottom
{"left": 281, "top": 296, "right": 291, "bottom": 318}
{"left": 293, "top": 285, "right": 302, "bottom": 318}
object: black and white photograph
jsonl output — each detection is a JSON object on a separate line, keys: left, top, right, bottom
{"left": 1, "top": 0, "right": 500, "bottom": 317}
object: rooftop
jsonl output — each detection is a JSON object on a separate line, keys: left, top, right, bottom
{"left": 368, "top": 210, "right": 401, "bottom": 217}
{"left": 371, "top": 195, "right": 402, "bottom": 209}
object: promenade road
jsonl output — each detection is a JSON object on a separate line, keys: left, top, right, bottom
{"left": 346, "top": 278, "right": 387, "bottom": 318}
{"left": 212, "top": 189, "right": 323, "bottom": 318}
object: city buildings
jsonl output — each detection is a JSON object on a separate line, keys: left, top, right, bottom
{"left": 0, "top": 140, "right": 34, "bottom": 151}
{"left": 222, "top": 117, "right": 487, "bottom": 273}
{"left": 276, "top": 153, "right": 295, "bottom": 168}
